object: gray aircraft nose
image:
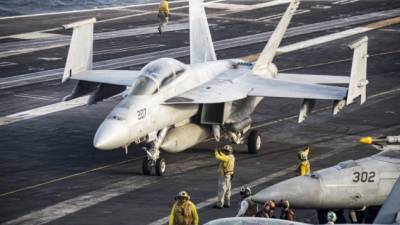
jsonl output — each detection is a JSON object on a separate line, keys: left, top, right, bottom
{"left": 253, "top": 175, "right": 323, "bottom": 208}
{"left": 93, "top": 119, "right": 129, "bottom": 150}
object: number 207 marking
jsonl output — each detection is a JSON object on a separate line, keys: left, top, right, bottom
{"left": 137, "top": 108, "right": 146, "bottom": 120}
{"left": 353, "top": 171, "right": 376, "bottom": 183}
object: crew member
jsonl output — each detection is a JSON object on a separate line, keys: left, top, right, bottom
{"left": 214, "top": 145, "right": 235, "bottom": 208}
{"left": 236, "top": 186, "right": 257, "bottom": 217}
{"left": 280, "top": 200, "right": 294, "bottom": 221}
{"left": 169, "top": 191, "right": 199, "bottom": 225}
{"left": 327, "top": 211, "right": 337, "bottom": 224}
{"left": 158, "top": 0, "right": 170, "bottom": 34}
{"left": 296, "top": 146, "right": 311, "bottom": 176}
{"left": 256, "top": 201, "right": 271, "bottom": 218}
{"left": 267, "top": 200, "right": 276, "bottom": 218}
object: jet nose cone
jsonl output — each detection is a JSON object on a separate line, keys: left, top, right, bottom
{"left": 93, "top": 119, "right": 129, "bottom": 150}
{"left": 253, "top": 175, "right": 322, "bottom": 208}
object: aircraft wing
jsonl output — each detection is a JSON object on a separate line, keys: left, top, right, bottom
{"left": 69, "top": 70, "right": 140, "bottom": 86}
{"left": 165, "top": 72, "right": 347, "bottom": 104}
{"left": 276, "top": 73, "right": 350, "bottom": 84}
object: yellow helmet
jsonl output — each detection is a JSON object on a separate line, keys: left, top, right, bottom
{"left": 298, "top": 146, "right": 310, "bottom": 160}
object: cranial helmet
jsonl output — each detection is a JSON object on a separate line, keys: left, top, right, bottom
{"left": 223, "top": 145, "right": 233, "bottom": 153}
{"left": 176, "top": 190, "right": 190, "bottom": 200}
{"left": 240, "top": 186, "right": 251, "bottom": 197}
{"left": 298, "top": 146, "right": 310, "bottom": 160}
{"left": 327, "top": 211, "right": 337, "bottom": 222}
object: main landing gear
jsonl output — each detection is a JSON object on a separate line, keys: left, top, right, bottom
{"left": 247, "top": 130, "right": 262, "bottom": 154}
{"left": 227, "top": 127, "right": 262, "bottom": 154}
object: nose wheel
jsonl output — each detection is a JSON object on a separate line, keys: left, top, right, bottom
{"left": 142, "top": 157, "right": 152, "bottom": 175}
{"left": 141, "top": 127, "right": 169, "bottom": 176}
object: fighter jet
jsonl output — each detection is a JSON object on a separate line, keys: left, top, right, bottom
{"left": 205, "top": 177, "right": 400, "bottom": 225}
{"left": 253, "top": 135, "right": 400, "bottom": 220}
{"left": 60, "top": 0, "right": 368, "bottom": 176}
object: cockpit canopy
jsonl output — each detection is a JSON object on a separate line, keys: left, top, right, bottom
{"left": 130, "top": 58, "right": 187, "bottom": 95}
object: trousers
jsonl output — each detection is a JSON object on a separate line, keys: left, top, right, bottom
{"left": 217, "top": 174, "right": 231, "bottom": 207}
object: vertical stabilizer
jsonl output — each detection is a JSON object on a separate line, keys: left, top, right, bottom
{"left": 347, "top": 36, "right": 368, "bottom": 105}
{"left": 373, "top": 176, "right": 400, "bottom": 224}
{"left": 189, "top": 0, "right": 217, "bottom": 64}
{"left": 252, "top": 0, "right": 299, "bottom": 78}
{"left": 62, "top": 18, "right": 96, "bottom": 83}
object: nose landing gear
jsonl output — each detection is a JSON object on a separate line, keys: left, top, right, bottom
{"left": 141, "top": 127, "right": 169, "bottom": 176}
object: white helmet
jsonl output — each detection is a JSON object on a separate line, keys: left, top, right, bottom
{"left": 327, "top": 211, "right": 337, "bottom": 222}
{"left": 240, "top": 186, "right": 251, "bottom": 197}
{"left": 176, "top": 190, "right": 190, "bottom": 200}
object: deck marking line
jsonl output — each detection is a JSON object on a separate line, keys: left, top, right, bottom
{"left": 0, "top": 96, "right": 89, "bottom": 126}
{"left": 0, "top": 23, "right": 192, "bottom": 58}
{"left": 276, "top": 17, "right": 400, "bottom": 55}
{"left": 0, "top": 0, "right": 189, "bottom": 20}
{"left": 1, "top": 156, "right": 215, "bottom": 225}
{"left": 0, "top": 158, "right": 140, "bottom": 198}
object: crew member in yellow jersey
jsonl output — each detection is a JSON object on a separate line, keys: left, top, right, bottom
{"left": 169, "top": 191, "right": 199, "bottom": 225}
{"left": 296, "top": 146, "right": 311, "bottom": 176}
{"left": 214, "top": 145, "right": 235, "bottom": 208}
{"left": 158, "top": 0, "right": 170, "bottom": 34}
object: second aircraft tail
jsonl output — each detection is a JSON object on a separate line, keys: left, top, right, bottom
{"left": 252, "top": 0, "right": 299, "bottom": 78}
{"left": 189, "top": 0, "right": 217, "bottom": 64}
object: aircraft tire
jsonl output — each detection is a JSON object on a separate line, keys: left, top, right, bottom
{"left": 142, "top": 157, "right": 152, "bottom": 175}
{"left": 155, "top": 158, "right": 166, "bottom": 176}
{"left": 248, "top": 130, "right": 261, "bottom": 154}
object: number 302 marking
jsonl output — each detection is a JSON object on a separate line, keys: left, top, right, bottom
{"left": 353, "top": 171, "right": 376, "bottom": 183}
{"left": 137, "top": 108, "right": 146, "bottom": 120}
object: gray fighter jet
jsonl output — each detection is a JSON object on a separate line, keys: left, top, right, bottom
{"left": 253, "top": 136, "right": 400, "bottom": 216}
{"left": 205, "top": 177, "right": 400, "bottom": 225}
{"left": 61, "top": 0, "right": 368, "bottom": 176}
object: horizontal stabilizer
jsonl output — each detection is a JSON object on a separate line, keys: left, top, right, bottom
{"left": 62, "top": 70, "right": 139, "bottom": 102}
{"left": 71, "top": 70, "right": 141, "bottom": 86}
{"left": 277, "top": 73, "right": 349, "bottom": 84}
